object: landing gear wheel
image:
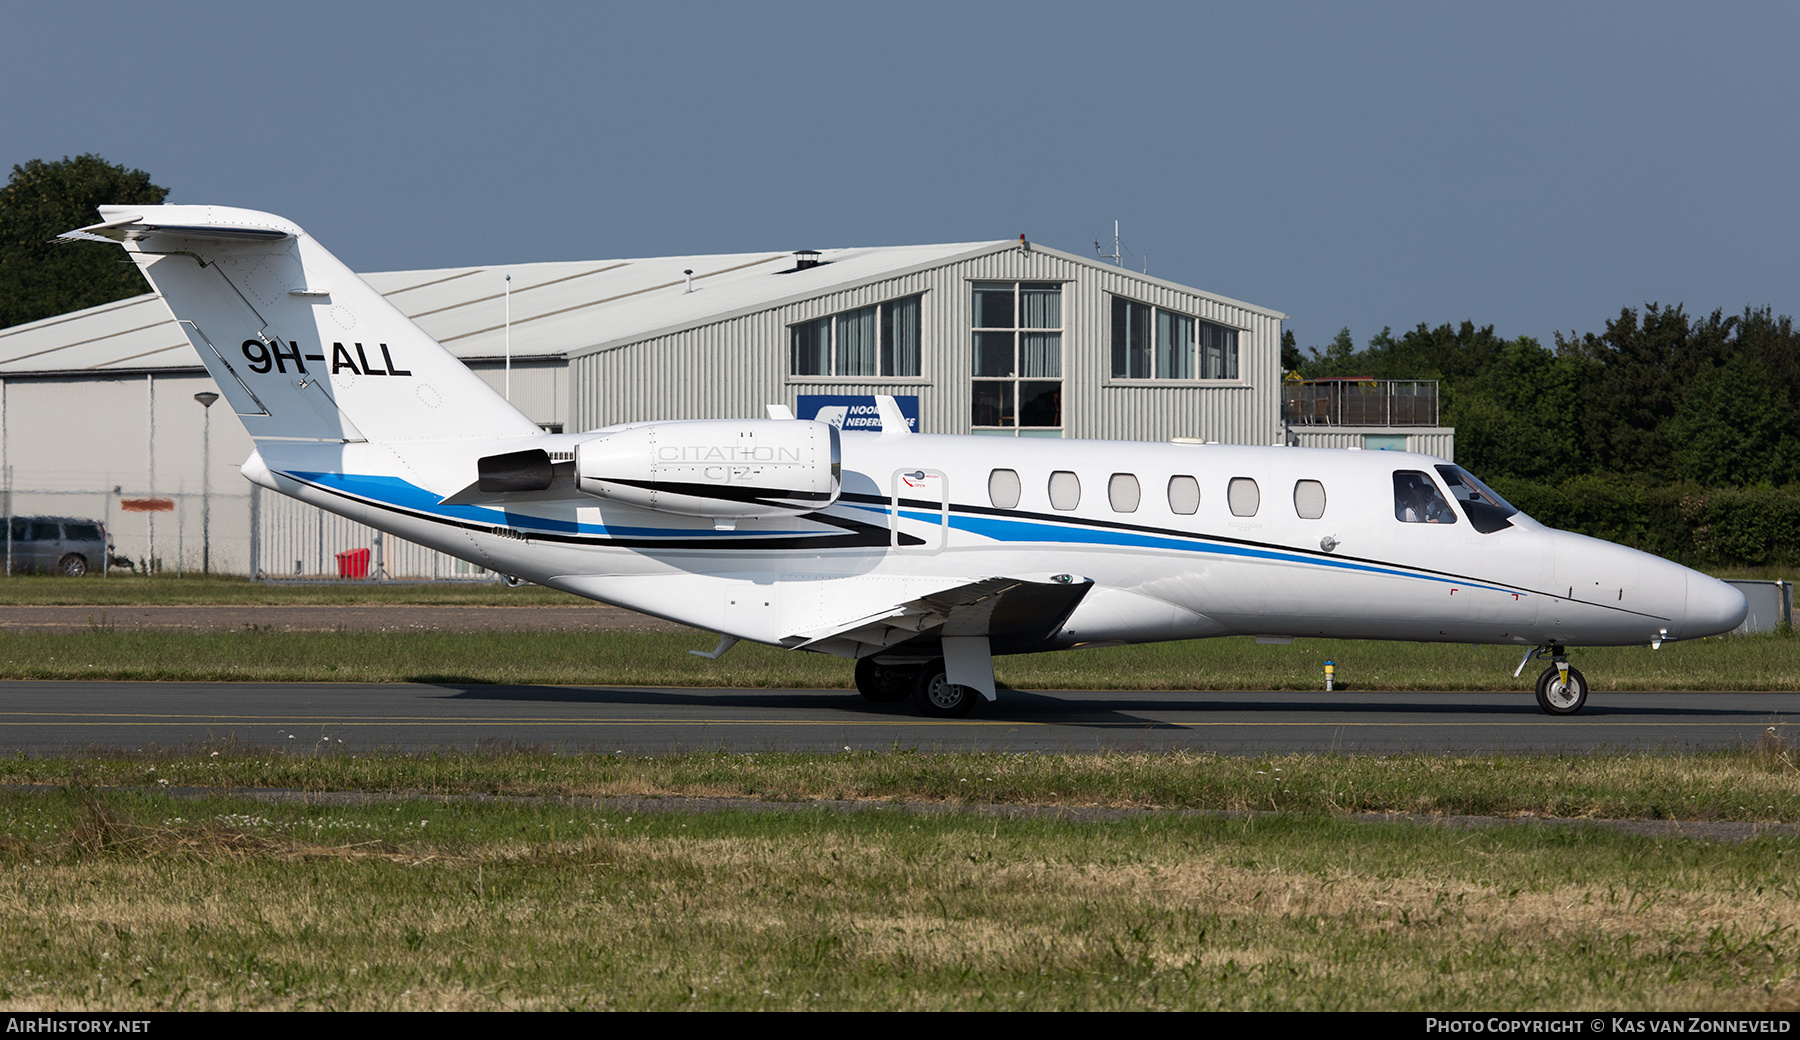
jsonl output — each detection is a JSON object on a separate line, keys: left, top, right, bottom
{"left": 912, "top": 660, "right": 979, "bottom": 718}
{"left": 1535, "top": 664, "right": 1588, "bottom": 715}
{"left": 854, "top": 658, "right": 915, "bottom": 703}
{"left": 57, "top": 554, "right": 87, "bottom": 577}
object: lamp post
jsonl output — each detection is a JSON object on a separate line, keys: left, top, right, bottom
{"left": 193, "top": 392, "right": 219, "bottom": 574}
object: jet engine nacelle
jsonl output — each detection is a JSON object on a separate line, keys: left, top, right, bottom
{"left": 574, "top": 419, "right": 841, "bottom": 518}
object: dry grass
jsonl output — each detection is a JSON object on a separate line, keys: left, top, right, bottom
{"left": 9, "top": 743, "right": 1800, "bottom": 822}
{"left": 0, "top": 789, "right": 1796, "bottom": 1010}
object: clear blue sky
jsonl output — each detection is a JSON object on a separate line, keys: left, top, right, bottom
{"left": 6, "top": 1, "right": 1795, "bottom": 352}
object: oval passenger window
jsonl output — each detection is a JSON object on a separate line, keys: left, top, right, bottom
{"left": 1293, "top": 480, "right": 1326, "bottom": 520}
{"left": 1227, "top": 477, "right": 1260, "bottom": 517}
{"left": 1167, "top": 475, "right": 1200, "bottom": 514}
{"left": 1049, "top": 471, "right": 1080, "bottom": 511}
{"left": 988, "top": 468, "right": 1021, "bottom": 509}
{"left": 1108, "top": 473, "right": 1140, "bottom": 513}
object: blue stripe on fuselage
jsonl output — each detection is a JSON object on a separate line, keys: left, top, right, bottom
{"left": 844, "top": 501, "right": 1523, "bottom": 596}
{"left": 284, "top": 471, "right": 816, "bottom": 538}
{"left": 286, "top": 471, "right": 1523, "bottom": 595}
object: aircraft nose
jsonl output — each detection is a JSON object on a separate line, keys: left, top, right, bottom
{"left": 1685, "top": 572, "right": 1748, "bottom": 638}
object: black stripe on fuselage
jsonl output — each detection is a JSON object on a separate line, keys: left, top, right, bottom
{"left": 839, "top": 492, "right": 1672, "bottom": 623}
{"left": 287, "top": 474, "right": 917, "bottom": 551}
{"left": 287, "top": 475, "right": 1667, "bottom": 623}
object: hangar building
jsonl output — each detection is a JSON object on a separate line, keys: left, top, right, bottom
{"left": 0, "top": 236, "right": 1451, "bottom": 577}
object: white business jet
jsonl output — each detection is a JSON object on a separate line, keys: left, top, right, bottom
{"left": 65, "top": 206, "right": 1748, "bottom": 717}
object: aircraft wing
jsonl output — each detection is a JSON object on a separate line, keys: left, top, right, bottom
{"left": 786, "top": 575, "right": 1093, "bottom": 656}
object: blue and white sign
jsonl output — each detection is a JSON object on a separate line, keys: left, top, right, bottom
{"left": 796, "top": 395, "right": 919, "bottom": 433}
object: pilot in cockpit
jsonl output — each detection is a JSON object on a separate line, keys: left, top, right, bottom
{"left": 1394, "top": 472, "right": 1456, "bottom": 524}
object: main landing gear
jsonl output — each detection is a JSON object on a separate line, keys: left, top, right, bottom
{"left": 1517, "top": 644, "right": 1588, "bottom": 715}
{"left": 853, "top": 657, "right": 913, "bottom": 703}
{"left": 854, "top": 657, "right": 982, "bottom": 718}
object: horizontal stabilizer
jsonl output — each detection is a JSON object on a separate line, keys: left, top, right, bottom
{"left": 62, "top": 207, "right": 298, "bottom": 243}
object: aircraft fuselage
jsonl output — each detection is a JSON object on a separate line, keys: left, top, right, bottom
{"left": 246, "top": 431, "right": 1743, "bottom": 657}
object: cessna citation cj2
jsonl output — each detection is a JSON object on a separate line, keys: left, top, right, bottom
{"left": 66, "top": 206, "right": 1748, "bottom": 717}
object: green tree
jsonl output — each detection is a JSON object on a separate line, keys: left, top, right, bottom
{"left": 1448, "top": 337, "right": 1589, "bottom": 482}
{"left": 0, "top": 154, "right": 169, "bottom": 328}
{"left": 1553, "top": 304, "right": 1692, "bottom": 477}
{"left": 1665, "top": 353, "right": 1798, "bottom": 486}
{"left": 1280, "top": 328, "right": 1303, "bottom": 374}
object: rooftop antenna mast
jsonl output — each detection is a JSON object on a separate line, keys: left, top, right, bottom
{"left": 1095, "top": 220, "right": 1122, "bottom": 266}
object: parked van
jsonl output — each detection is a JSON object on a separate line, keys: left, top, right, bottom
{"left": 3, "top": 516, "right": 113, "bottom": 576}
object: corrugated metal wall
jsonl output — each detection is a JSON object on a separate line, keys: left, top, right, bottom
{"left": 256, "top": 490, "right": 491, "bottom": 580}
{"left": 1293, "top": 428, "right": 1456, "bottom": 460}
{"left": 569, "top": 244, "right": 1287, "bottom": 446}
{"left": 467, "top": 359, "right": 567, "bottom": 430}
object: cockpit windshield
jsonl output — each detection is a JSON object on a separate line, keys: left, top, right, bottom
{"left": 1434, "top": 464, "right": 1520, "bottom": 534}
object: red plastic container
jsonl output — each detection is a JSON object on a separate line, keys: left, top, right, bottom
{"left": 335, "top": 548, "right": 371, "bottom": 579}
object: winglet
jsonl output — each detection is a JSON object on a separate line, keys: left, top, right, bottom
{"left": 766, "top": 404, "right": 795, "bottom": 420}
{"left": 875, "top": 395, "right": 912, "bottom": 438}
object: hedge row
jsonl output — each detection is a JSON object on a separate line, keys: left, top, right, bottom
{"left": 1485, "top": 475, "right": 1800, "bottom": 567}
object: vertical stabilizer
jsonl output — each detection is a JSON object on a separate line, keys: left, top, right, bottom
{"left": 65, "top": 205, "right": 542, "bottom": 445}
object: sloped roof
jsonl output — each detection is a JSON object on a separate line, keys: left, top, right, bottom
{"left": 0, "top": 237, "right": 1284, "bottom": 376}
{"left": 0, "top": 241, "right": 1006, "bottom": 376}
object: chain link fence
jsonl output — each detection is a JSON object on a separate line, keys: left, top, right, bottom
{"left": 1, "top": 481, "right": 497, "bottom": 582}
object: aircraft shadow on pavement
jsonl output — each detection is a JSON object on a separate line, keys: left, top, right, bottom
{"left": 427, "top": 684, "right": 1789, "bottom": 724}
{"left": 429, "top": 683, "right": 1195, "bottom": 729}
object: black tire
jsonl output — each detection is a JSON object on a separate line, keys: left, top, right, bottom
{"left": 1535, "top": 664, "right": 1588, "bottom": 715}
{"left": 911, "top": 660, "right": 979, "bottom": 718}
{"left": 57, "top": 553, "right": 88, "bottom": 577}
{"left": 854, "top": 657, "right": 915, "bottom": 703}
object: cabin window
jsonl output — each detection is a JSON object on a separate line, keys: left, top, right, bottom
{"left": 1049, "top": 470, "right": 1080, "bottom": 510}
{"left": 1293, "top": 480, "right": 1326, "bottom": 520}
{"left": 1227, "top": 477, "right": 1259, "bottom": 517}
{"left": 988, "top": 468, "right": 1021, "bottom": 509}
{"left": 1167, "top": 475, "right": 1200, "bottom": 514}
{"left": 789, "top": 294, "right": 922, "bottom": 377}
{"left": 1110, "top": 296, "right": 1239, "bottom": 380}
{"left": 1394, "top": 471, "right": 1456, "bottom": 524}
{"left": 972, "top": 282, "right": 1062, "bottom": 434}
{"left": 1108, "top": 473, "right": 1141, "bottom": 513}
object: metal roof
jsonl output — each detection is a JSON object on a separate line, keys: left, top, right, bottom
{"left": 0, "top": 238, "right": 1284, "bottom": 376}
{"left": 0, "top": 242, "right": 1000, "bottom": 376}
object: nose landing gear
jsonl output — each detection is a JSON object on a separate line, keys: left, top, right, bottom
{"left": 1517, "top": 644, "right": 1588, "bottom": 715}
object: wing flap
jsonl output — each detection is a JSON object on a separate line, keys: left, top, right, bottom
{"left": 787, "top": 575, "right": 1092, "bottom": 654}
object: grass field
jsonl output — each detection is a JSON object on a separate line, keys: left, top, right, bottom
{"left": 0, "top": 573, "right": 1794, "bottom": 690}
{"left": 0, "top": 574, "right": 576, "bottom": 606}
{"left": 0, "top": 745, "right": 1797, "bottom": 1011}
{"left": 1, "top": 576, "right": 1796, "bottom": 1009}
{"left": 6, "top": 743, "right": 1800, "bottom": 822}
{"left": 0, "top": 626, "right": 1794, "bottom": 690}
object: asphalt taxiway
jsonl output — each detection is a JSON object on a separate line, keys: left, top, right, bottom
{"left": 1, "top": 681, "right": 1793, "bottom": 756}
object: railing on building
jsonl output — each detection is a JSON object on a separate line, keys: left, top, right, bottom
{"left": 1282, "top": 378, "right": 1439, "bottom": 427}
